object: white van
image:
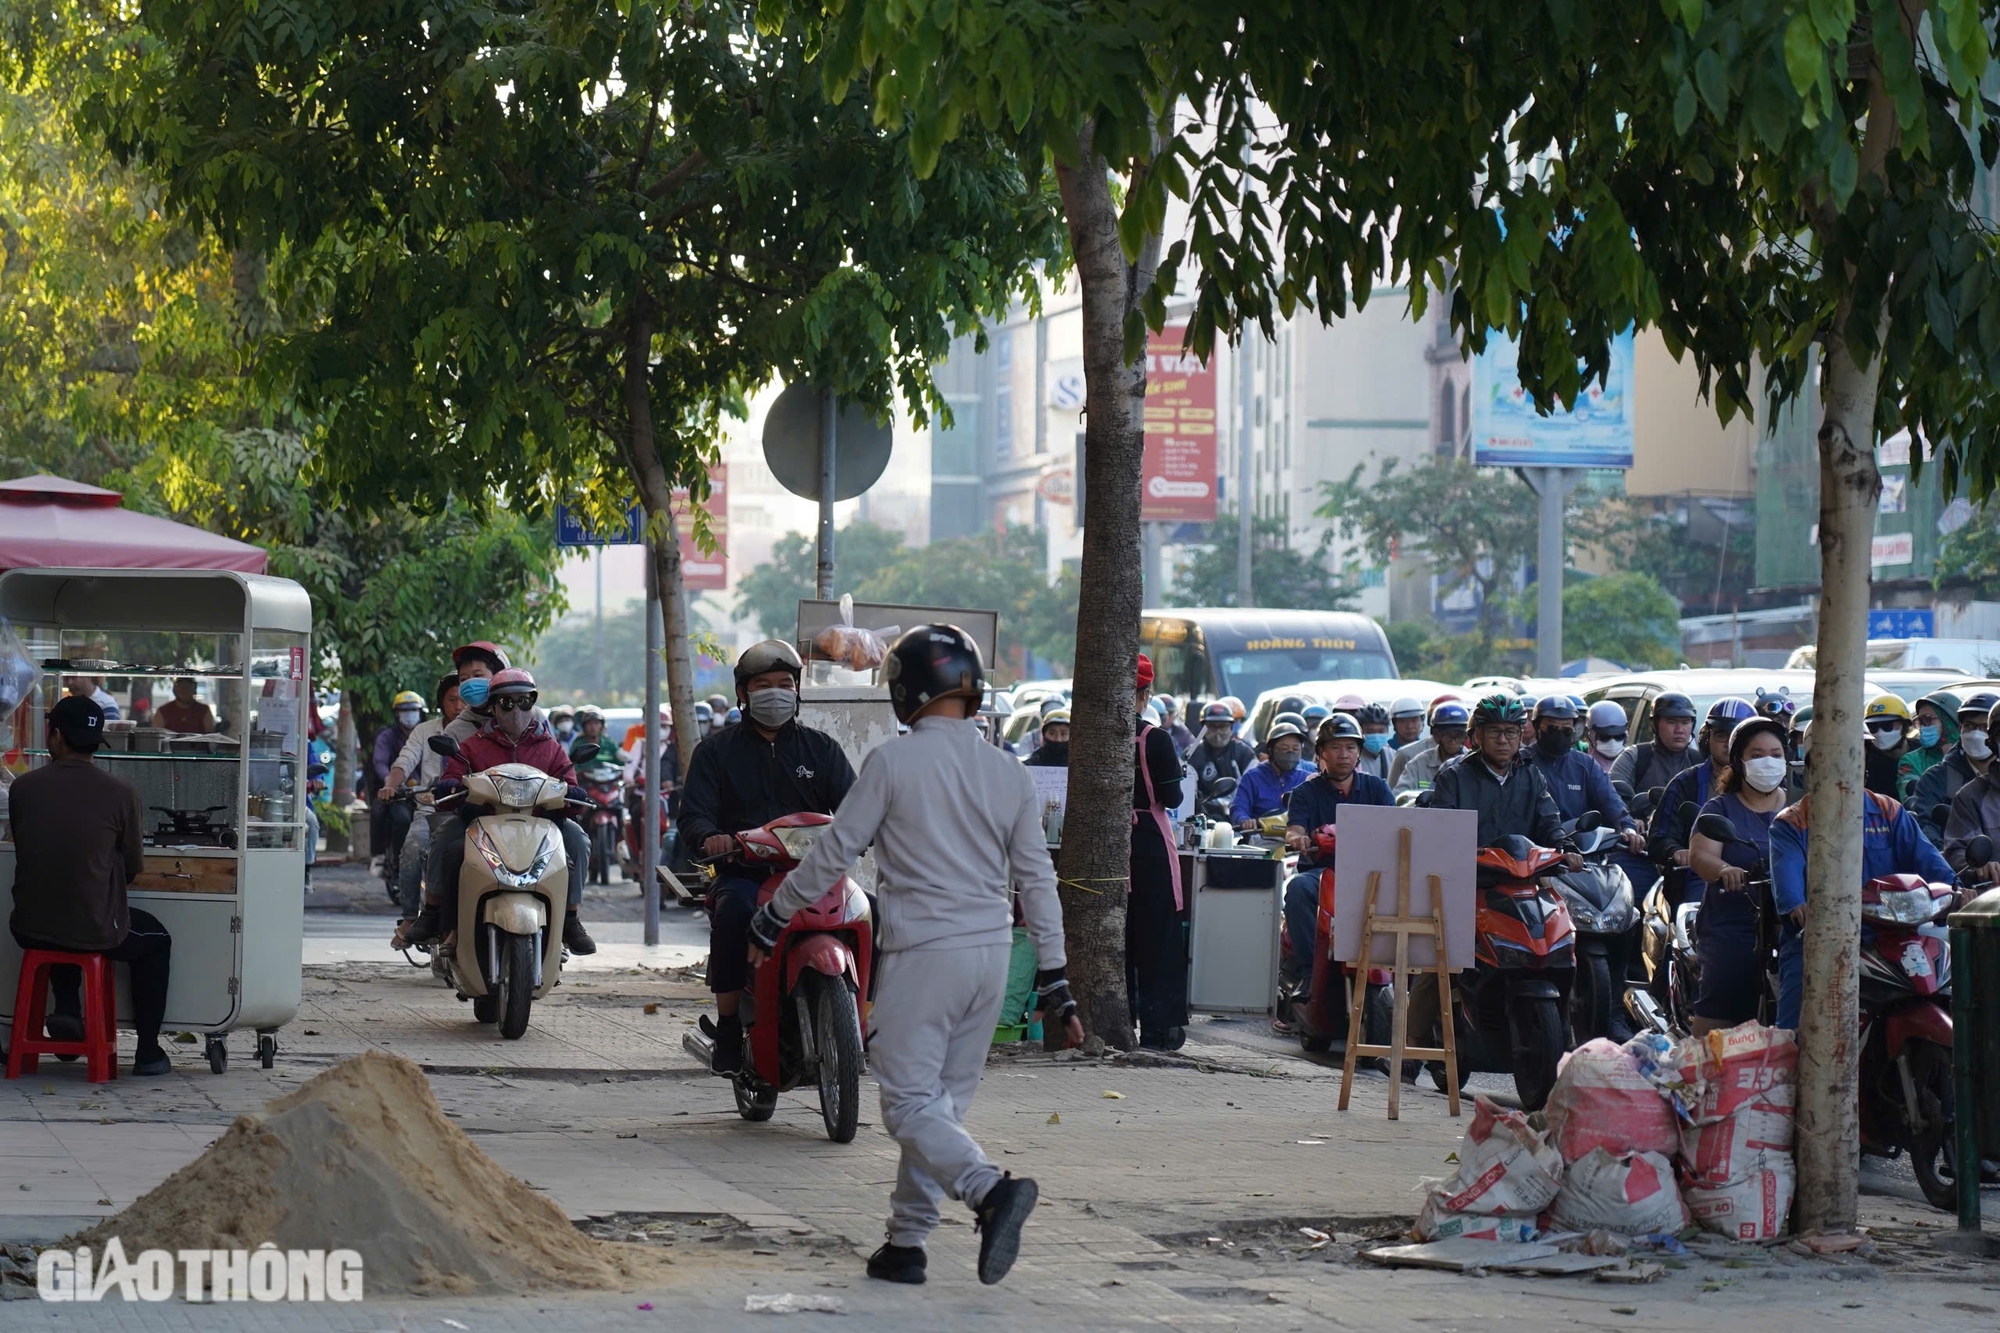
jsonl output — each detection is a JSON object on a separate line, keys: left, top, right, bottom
{"left": 1787, "top": 638, "right": 2000, "bottom": 674}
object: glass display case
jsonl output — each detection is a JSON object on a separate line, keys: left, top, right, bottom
{"left": 0, "top": 569, "right": 311, "bottom": 1073}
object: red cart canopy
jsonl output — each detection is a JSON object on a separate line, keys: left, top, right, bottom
{"left": 0, "top": 475, "right": 268, "bottom": 574}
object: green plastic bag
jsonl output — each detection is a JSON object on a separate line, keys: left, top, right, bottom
{"left": 993, "top": 926, "right": 1043, "bottom": 1043}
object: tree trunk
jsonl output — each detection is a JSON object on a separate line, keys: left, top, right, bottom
{"left": 621, "top": 304, "right": 701, "bottom": 781}
{"left": 1048, "top": 124, "right": 1165, "bottom": 1049}
{"left": 1794, "top": 34, "right": 1903, "bottom": 1234}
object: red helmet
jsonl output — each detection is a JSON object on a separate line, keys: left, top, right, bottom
{"left": 453, "top": 640, "right": 509, "bottom": 672}
{"left": 1332, "top": 693, "right": 1366, "bottom": 714}
{"left": 489, "top": 667, "right": 538, "bottom": 698}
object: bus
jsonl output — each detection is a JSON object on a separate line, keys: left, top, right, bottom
{"left": 1139, "top": 608, "right": 1400, "bottom": 704}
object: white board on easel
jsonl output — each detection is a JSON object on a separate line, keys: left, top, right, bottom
{"left": 1331, "top": 805, "right": 1479, "bottom": 970}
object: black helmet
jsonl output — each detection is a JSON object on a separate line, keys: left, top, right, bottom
{"left": 1652, "top": 691, "right": 1697, "bottom": 722}
{"left": 1533, "top": 695, "right": 1579, "bottom": 722}
{"left": 1315, "top": 714, "right": 1363, "bottom": 747}
{"left": 1277, "top": 695, "right": 1308, "bottom": 716}
{"left": 1472, "top": 693, "right": 1527, "bottom": 728}
{"left": 1265, "top": 719, "right": 1308, "bottom": 747}
{"left": 734, "top": 640, "right": 803, "bottom": 690}
{"left": 1355, "top": 702, "right": 1390, "bottom": 726}
{"left": 1271, "top": 710, "right": 1309, "bottom": 736}
{"left": 884, "top": 624, "right": 986, "bottom": 724}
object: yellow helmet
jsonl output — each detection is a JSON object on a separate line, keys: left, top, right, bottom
{"left": 1864, "top": 693, "right": 1912, "bottom": 723}
{"left": 391, "top": 690, "right": 425, "bottom": 711}
{"left": 1041, "top": 708, "right": 1071, "bottom": 731}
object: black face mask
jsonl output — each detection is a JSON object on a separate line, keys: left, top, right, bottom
{"left": 1204, "top": 728, "right": 1232, "bottom": 749}
{"left": 1036, "top": 740, "right": 1069, "bottom": 765}
{"left": 1536, "top": 726, "right": 1576, "bottom": 758}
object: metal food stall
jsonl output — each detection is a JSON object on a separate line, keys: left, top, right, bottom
{"left": 0, "top": 568, "right": 310, "bottom": 1073}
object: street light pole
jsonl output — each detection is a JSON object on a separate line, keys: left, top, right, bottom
{"left": 817, "top": 389, "right": 837, "bottom": 599}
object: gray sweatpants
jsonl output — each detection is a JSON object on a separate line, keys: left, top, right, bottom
{"left": 868, "top": 941, "right": 1011, "bottom": 1248}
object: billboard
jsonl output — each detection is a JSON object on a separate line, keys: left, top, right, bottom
{"left": 1141, "top": 327, "right": 1218, "bottom": 521}
{"left": 675, "top": 463, "right": 729, "bottom": 592}
{"left": 1470, "top": 329, "right": 1635, "bottom": 469}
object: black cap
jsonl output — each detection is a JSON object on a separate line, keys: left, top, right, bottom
{"left": 50, "top": 695, "right": 106, "bottom": 751}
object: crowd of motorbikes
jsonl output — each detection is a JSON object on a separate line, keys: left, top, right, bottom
{"left": 1234, "top": 772, "right": 1981, "bottom": 1212}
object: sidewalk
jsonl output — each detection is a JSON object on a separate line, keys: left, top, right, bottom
{"left": 2, "top": 942, "right": 1995, "bottom": 1330}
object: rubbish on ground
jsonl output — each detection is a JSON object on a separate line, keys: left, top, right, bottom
{"left": 1363, "top": 1239, "right": 1558, "bottom": 1272}
{"left": 1544, "top": 1038, "right": 1680, "bottom": 1161}
{"left": 1683, "top": 1152, "right": 1794, "bottom": 1242}
{"left": 1548, "top": 1149, "right": 1687, "bottom": 1235}
{"left": 1631, "top": 1231, "right": 1690, "bottom": 1256}
{"left": 1414, "top": 1097, "right": 1563, "bottom": 1241}
{"left": 1552, "top": 1229, "right": 1630, "bottom": 1256}
{"left": 1047, "top": 1113, "right": 1060, "bottom": 1125}
{"left": 1596, "top": 1260, "right": 1665, "bottom": 1284}
{"left": 1102, "top": 1091, "right": 1124, "bottom": 1099}
{"left": 643, "top": 1003, "right": 659, "bottom": 1015}
{"left": 1797, "top": 1231, "right": 1867, "bottom": 1255}
{"left": 441, "top": 1321, "right": 469, "bottom": 1330}
{"left": 61, "top": 1051, "right": 670, "bottom": 1296}
{"left": 1298, "top": 1227, "right": 1331, "bottom": 1249}
{"left": 1490, "top": 1251, "right": 1625, "bottom": 1276}
{"left": 745, "top": 1292, "right": 846, "bottom": 1314}
{"left": 1674, "top": 1023, "right": 1797, "bottom": 1239}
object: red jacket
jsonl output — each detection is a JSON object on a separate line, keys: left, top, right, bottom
{"left": 443, "top": 717, "right": 576, "bottom": 786}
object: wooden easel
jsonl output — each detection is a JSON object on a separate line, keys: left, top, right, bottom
{"left": 1338, "top": 826, "right": 1460, "bottom": 1120}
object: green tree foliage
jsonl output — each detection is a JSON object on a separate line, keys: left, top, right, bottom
{"left": 1580, "top": 496, "right": 1758, "bottom": 619}
{"left": 1513, "top": 572, "right": 1682, "bottom": 670}
{"left": 528, "top": 600, "right": 730, "bottom": 706}
{"left": 733, "top": 522, "right": 911, "bottom": 638}
{"left": 856, "top": 526, "right": 1079, "bottom": 676}
{"left": 1166, "top": 512, "right": 1356, "bottom": 611}
{"left": 1934, "top": 502, "right": 2000, "bottom": 598}
{"left": 1316, "top": 458, "right": 1541, "bottom": 638}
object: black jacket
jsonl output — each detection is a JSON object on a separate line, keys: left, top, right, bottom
{"left": 1184, "top": 735, "right": 1255, "bottom": 800}
{"left": 1911, "top": 749, "right": 1979, "bottom": 844}
{"left": 1132, "top": 723, "right": 1185, "bottom": 859}
{"left": 1024, "top": 740, "right": 1069, "bottom": 768}
{"left": 675, "top": 720, "right": 856, "bottom": 865}
{"left": 1429, "top": 752, "right": 1564, "bottom": 848}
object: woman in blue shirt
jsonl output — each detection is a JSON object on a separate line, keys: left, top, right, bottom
{"left": 1686, "top": 717, "right": 1791, "bottom": 1033}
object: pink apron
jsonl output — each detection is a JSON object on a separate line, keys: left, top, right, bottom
{"left": 1132, "top": 722, "right": 1184, "bottom": 911}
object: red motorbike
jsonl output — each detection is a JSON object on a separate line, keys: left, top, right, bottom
{"left": 683, "top": 813, "right": 872, "bottom": 1143}
{"left": 576, "top": 759, "right": 625, "bottom": 886}
{"left": 1853, "top": 871, "right": 1964, "bottom": 1211}
{"left": 620, "top": 780, "right": 673, "bottom": 892}
{"left": 1446, "top": 835, "right": 1577, "bottom": 1111}
{"left": 1277, "top": 826, "right": 1390, "bottom": 1054}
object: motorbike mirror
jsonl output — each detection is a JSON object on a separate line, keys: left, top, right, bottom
{"left": 569, "top": 738, "right": 599, "bottom": 763}
{"left": 1209, "top": 776, "right": 1239, "bottom": 798}
{"left": 1694, "top": 813, "right": 1736, "bottom": 844}
{"left": 1611, "top": 780, "right": 1635, "bottom": 800}
{"left": 1931, "top": 804, "right": 1953, "bottom": 831}
{"left": 427, "top": 734, "right": 462, "bottom": 759}
{"left": 1678, "top": 801, "right": 1700, "bottom": 826}
{"left": 1968, "top": 834, "right": 1994, "bottom": 868}
{"left": 1414, "top": 791, "right": 1434, "bottom": 808}
{"left": 1576, "top": 811, "right": 1601, "bottom": 832}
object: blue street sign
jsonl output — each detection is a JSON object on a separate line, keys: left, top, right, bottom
{"left": 556, "top": 502, "right": 644, "bottom": 547}
{"left": 1867, "top": 607, "right": 1935, "bottom": 639}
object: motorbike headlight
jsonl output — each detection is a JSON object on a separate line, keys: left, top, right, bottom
{"left": 491, "top": 775, "right": 545, "bottom": 809}
{"left": 1862, "top": 885, "right": 1942, "bottom": 926}
{"left": 774, "top": 826, "right": 823, "bottom": 860}
{"left": 469, "top": 825, "right": 556, "bottom": 888}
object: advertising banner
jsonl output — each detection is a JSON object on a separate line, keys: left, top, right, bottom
{"left": 1142, "top": 327, "right": 1218, "bottom": 521}
{"left": 1471, "top": 329, "right": 1635, "bottom": 469}
{"left": 676, "top": 463, "right": 729, "bottom": 591}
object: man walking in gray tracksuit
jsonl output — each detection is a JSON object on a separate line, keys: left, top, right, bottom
{"left": 748, "top": 624, "right": 1080, "bottom": 1288}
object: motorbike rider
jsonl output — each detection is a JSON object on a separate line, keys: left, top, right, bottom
{"left": 1584, "top": 700, "right": 1630, "bottom": 775}
{"left": 1155, "top": 694, "right": 1195, "bottom": 751}
{"left": 1280, "top": 715, "right": 1393, "bottom": 992}
{"left": 744, "top": 624, "right": 1072, "bottom": 1288}
{"left": 1023, "top": 709, "right": 1070, "bottom": 767}
{"left": 1897, "top": 690, "right": 1960, "bottom": 801}
{"left": 1863, "top": 693, "right": 1912, "bottom": 797}
{"left": 1686, "top": 716, "right": 1792, "bottom": 1033}
{"left": 378, "top": 673, "right": 462, "bottom": 911}
{"left": 1918, "top": 691, "right": 1998, "bottom": 846}
{"left": 368, "top": 690, "right": 427, "bottom": 873}
{"left": 548, "top": 704, "right": 577, "bottom": 745}
{"left": 399, "top": 668, "right": 597, "bottom": 956}
{"left": 1388, "top": 697, "right": 1426, "bottom": 751}
{"left": 1524, "top": 697, "right": 1645, "bottom": 854}
{"left": 1648, "top": 697, "right": 1755, "bottom": 909}
{"left": 1772, "top": 754, "right": 1952, "bottom": 1030}
{"left": 1610, "top": 691, "right": 1700, "bottom": 794}
{"left": 1355, "top": 702, "right": 1396, "bottom": 781}
{"left": 1392, "top": 700, "right": 1470, "bottom": 795}
{"left": 1232, "top": 718, "right": 1312, "bottom": 828}
{"left": 1186, "top": 702, "right": 1255, "bottom": 802}
{"left": 678, "top": 640, "right": 856, "bottom": 1075}
{"left": 570, "top": 704, "right": 627, "bottom": 769}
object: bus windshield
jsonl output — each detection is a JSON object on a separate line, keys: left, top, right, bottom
{"left": 1216, "top": 649, "right": 1397, "bottom": 702}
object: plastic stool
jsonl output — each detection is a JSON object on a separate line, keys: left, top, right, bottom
{"left": 6, "top": 950, "right": 118, "bottom": 1083}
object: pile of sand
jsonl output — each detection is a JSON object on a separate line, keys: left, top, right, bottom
{"left": 71, "top": 1051, "right": 669, "bottom": 1296}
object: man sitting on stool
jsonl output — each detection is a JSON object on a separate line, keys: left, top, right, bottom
{"left": 7, "top": 697, "right": 173, "bottom": 1075}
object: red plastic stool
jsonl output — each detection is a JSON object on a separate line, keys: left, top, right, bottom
{"left": 6, "top": 950, "right": 119, "bottom": 1083}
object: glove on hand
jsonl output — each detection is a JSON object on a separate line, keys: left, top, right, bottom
{"left": 1034, "top": 967, "right": 1078, "bottom": 1022}
{"left": 748, "top": 902, "right": 786, "bottom": 952}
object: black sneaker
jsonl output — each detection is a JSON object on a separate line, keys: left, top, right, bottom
{"left": 400, "top": 904, "right": 445, "bottom": 947}
{"left": 131, "top": 1049, "right": 172, "bottom": 1077}
{"left": 865, "top": 1242, "right": 927, "bottom": 1285}
{"left": 46, "top": 1013, "right": 85, "bottom": 1043}
{"left": 711, "top": 1017, "right": 743, "bottom": 1075}
{"left": 972, "top": 1174, "right": 1038, "bottom": 1285}
{"left": 562, "top": 914, "right": 597, "bottom": 955}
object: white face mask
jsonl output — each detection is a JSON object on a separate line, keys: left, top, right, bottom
{"left": 395, "top": 709, "right": 421, "bottom": 728}
{"left": 1964, "top": 729, "right": 1992, "bottom": 760}
{"left": 1593, "top": 737, "right": 1625, "bottom": 759}
{"left": 1743, "top": 756, "right": 1789, "bottom": 793}
{"left": 1868, "top": 728, "right": 1903, "bottom": 752}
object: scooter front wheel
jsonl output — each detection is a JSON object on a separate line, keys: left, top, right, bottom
{"left": 808, "top": 971, "right": 864, "bottom": 1143}
{"left": 734, "top": 1077, "right": 778, "bottom": 1122}
{"left": 497, "top": 932, "right": 536, "bottom": 1039}
{"left": 1905, "top": 1040, "right": 1958, "bottom": 1212}
{"left": 1509, "top": 994, "right": 1565, "bottom": 1112}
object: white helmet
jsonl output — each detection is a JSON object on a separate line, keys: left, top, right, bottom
{"left": 1587, "top": 700, "right": 1628, "bottom": 731}
{"left": 1389, "top": 696, "right": 1425, "bottom": 720}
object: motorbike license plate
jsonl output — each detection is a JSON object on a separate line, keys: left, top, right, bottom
{"left": 1901, "top": 941, "right": 1933, "bottom": 979}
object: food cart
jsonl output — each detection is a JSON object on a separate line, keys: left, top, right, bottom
{"left": 0, "top": 568, "right": 310, "bottom": 1073}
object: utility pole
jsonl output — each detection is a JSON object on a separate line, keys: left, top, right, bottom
{"left": 1235, "top": 340, "right": 1254, "bottom": 606}
{"left": 1524, "top": 467, "right": 1577, "bottom": 676}
{"left": 592, "top": 547, "right": 604, "bottom": 696}
{"left": 641, "top": 555, "right": 661, "bottom": 945}
{"left": 816, "top": 389, "right": 838, "bottom": 599}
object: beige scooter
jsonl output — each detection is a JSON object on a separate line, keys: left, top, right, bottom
{"left": 426, "top": 735, "right": 570, "bottom": 1038}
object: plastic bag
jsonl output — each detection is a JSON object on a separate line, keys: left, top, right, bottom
{"left": 1414, "top": 1096, "right": 1564, "bottom": 1239}
{"left": 1674, "top": 1022, "right": 1796, "bottom": 1186}
{"left": 1683, "top": 1151, "right": 1795, "bottom": 1241}
{"left": 1544, "top": 1037, "right": 1681, "bottom": 1162}
{"left": 1547, "top": 1149, "right": 1688, "bottom": 1235}
{"left": 0, "top": 619, "right": 34, "bottom": 723}
{"left": 811, "top": 594, "right": 898, "bottom": 672}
